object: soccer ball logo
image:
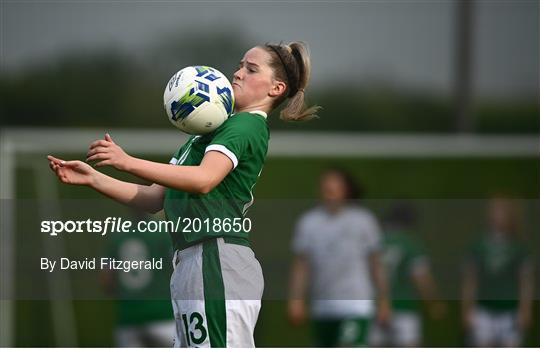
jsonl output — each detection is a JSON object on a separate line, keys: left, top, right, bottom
{"left": 164, "top": 66, "right": 234, "bottom": 135}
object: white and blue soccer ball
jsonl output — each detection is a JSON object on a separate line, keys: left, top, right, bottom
{"left": 164, "top": 66, "right": 234, "bottom": 135}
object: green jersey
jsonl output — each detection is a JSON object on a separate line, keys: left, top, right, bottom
{"left": 164, "top": 111, "right": 269, "bottom": 250}
{"left": 105, "top": 218, "right": 174, "bottom": 325}
{"left": 382, "top": 230, "right": 428, "bottom": 311}
{"left": 468, "top": 234, "right": 530, "bottom": 311}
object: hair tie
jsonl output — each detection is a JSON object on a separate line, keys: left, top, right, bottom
{"left": 267, "top": 45, "right": 298, "bottom": 97}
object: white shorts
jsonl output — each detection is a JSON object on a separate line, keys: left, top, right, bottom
{"left": 470, "top": 307, "right": 522, "bottom": 347}
{"left": 115, "top": 320, "right": 176, "bottom": 347}
{"left": 170, "top": 238, "right": 264, "bottom": 348}
{"left": 369, "top": 311, "right": 421, "bottom": 347}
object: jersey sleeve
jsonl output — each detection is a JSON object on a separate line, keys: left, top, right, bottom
{"left": 408, "top": 239, "right": 430, "bottom": 276}
{"left": 205, "top": 115, "right": 265, "bottom": 169}
{"left": 291, "top": 215, "right": 310, "bottom": 255}
{"left": 363, "top": 212, "right": 382, "bottom": 253}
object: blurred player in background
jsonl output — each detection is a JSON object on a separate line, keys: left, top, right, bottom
{"left": 101, "top": 210, "right": 175, "bottom": 347}
{"left": 288, "top": 167, "right": 390, "bottom": 347}
{"left": 462, "top": 196, "right": 534, "bottom": 347}
{"left": 370, "top": 202, "right": 445, "bottom": 347}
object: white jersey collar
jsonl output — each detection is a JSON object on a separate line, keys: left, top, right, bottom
{"left": 248, "top": 110, "right": 267, "bottom": 119}
{"left": 231, "top": 110, "right": 268, "bottom": 119}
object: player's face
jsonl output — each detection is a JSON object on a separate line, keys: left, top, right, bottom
{"left": 487, "top": 198, "right": 513, "bottom": 234}
{"left": 320, "top": 173, "right": 348, "bottom": 205}
{"left": 232, "top": 47, "right": 277, "bottom": 111}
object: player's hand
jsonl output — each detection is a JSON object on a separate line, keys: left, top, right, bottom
{"left": 86, "top": 133, "right": 133, "bottom": 171}
{"left": 47, "top": 155, "right": 97, "bottom": 186}
{"left": 287, "top": 299, "right": 307, "bottom": 326}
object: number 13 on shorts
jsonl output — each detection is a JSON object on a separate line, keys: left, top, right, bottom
{"left": 182, "top": 312, "right": 208, "bottom": 346}
{"left": 173, "top": 300, "right": 211, "bottom": 348}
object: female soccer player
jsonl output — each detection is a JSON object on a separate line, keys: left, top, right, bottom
{"left": 288, "top": 168, "right": 390, "bottom": 347}
{"left": 462, "top": 196, "right": 534, "bottom": 347}
{"left": 48, "top": 42, "right": 319, "bottom": 347}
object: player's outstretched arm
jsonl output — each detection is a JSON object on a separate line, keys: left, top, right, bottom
{"left": 126, "top": 151, "right": 232, "bottom": 194}
{"left": 47, "top": 155, "right": 165, "bottom": 213}
{"left": 288, "top": 254, "right": 309, "bottom": 326}
{"left": 86, "top": 134, "right": 233, "bottom": 194}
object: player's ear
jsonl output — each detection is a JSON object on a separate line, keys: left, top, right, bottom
{"left": 269, "top": 80, "right": 287, "bottom": 98}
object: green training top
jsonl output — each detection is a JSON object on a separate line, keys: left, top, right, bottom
{"left": 105, "top": 217, "right": 174, "bottom": 325}
{"left": 382, "top": 230, "right": 428, "bottom": 311}
{"left": 164, "top": 111, "right": 269, "bottom": 250}
{"left": 468, "top": 234, "right": 530, "bottom": 311}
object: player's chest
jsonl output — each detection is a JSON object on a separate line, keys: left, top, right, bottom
{"left": 176, "top": 139, "right": 211, "bottom": 166}
{"left": 307, "top": 220, "right": 366, "bottom": 256}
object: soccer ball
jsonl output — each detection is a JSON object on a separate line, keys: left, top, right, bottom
{"left": 163, "top": 66, "right": 234, "bottom": 135}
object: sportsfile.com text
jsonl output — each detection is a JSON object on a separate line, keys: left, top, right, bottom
{"left": 40, "top": 217, "right": 253, "bottom": 237}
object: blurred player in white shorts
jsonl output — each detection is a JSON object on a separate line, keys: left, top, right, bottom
{"left": 462, "top": 196, "right": 534, "bottom": 347}
{"left": 288, "top": 168, "right": 390, "bottom": 347}
{"left": 369, "top": 202, "right": 445, "bottom": 347}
